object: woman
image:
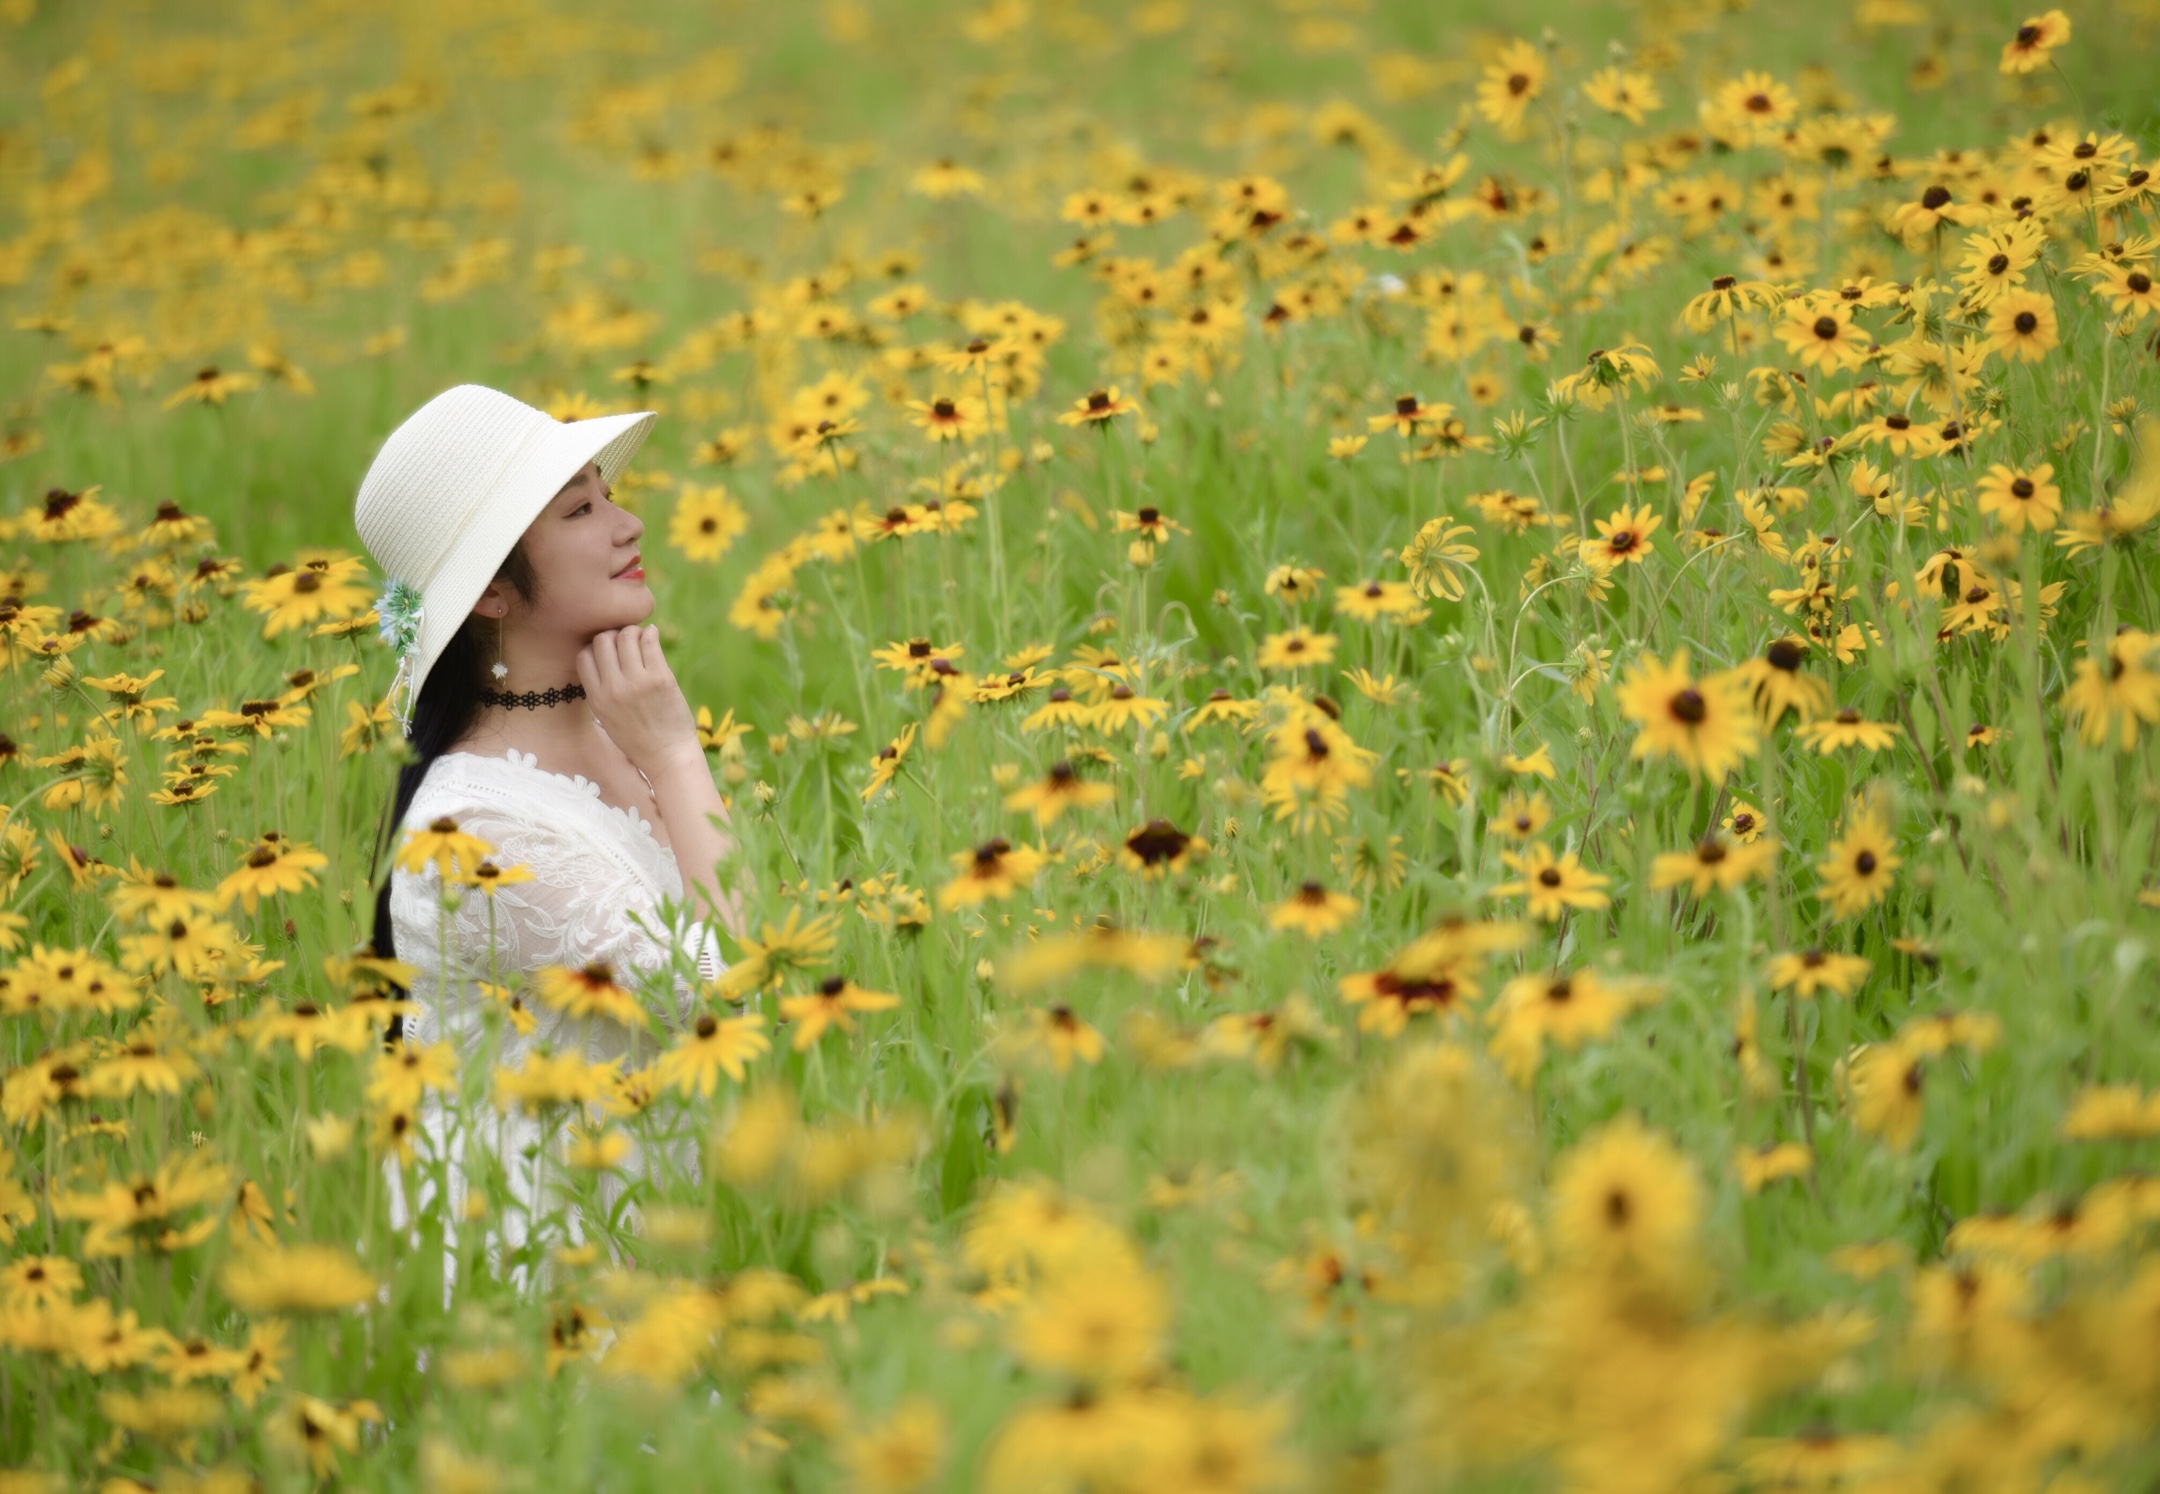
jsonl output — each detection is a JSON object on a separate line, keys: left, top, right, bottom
{"left": 354, "top": 383, "right": 741, "bottom": 1262}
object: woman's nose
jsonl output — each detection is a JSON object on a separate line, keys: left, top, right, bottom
{"left": 617, "top": 507, "right": 644, "bottom": 544}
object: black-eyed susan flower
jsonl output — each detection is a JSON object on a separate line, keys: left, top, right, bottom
{"left": 1548, "top": 1113, "right": 1703, "bottom": 1274}
{"left": 1777, "top": 303, "right": 1871, "bottom": 372}
{"left": 1731, "top": 637, "right": 1833, "bottom": 726}
{"left": 214, "top": 835, "right": 328, "bottom": 914}
{"left": 1999, "top": 8, "right": 2072, "bottom": 72}
{"left": 395, "top": 816, "right": 495, "bottom": 879}
{"left": 2061, "top": 628, "right": 2160, "bottom": 750}
{"left": 1491, "top": 843, "right": 1611, "bottom": 921}
{"left": 1984, "top": 288, "right": 2059, "bottom": 362}
{"left": 1400, "top": 515, "right": 1480, "bottom": 601}
{"left": 1255, "top": 627, "right": 1337, "bottom": 671}
{"left": 1023, "top": 1004, "right": 1106, "bottom": 1075}
{"left": 906, "top": 393, "right": 988, "bottom": 443}
{"left": 1332, "top": 579, "right": 1416, "bottom": 622}
{"left": 779, "top": 976, "right": 900, "bottom": 1051}
{"left": 162, "top": 364, "right": 260, "bottom": 410}
{"left": 668, "top": 484, "right": 749, "bottom": 563}
{"left": 1766, "top": 947, "right": 1873, "bottom": 998}
{"left": 1579, "top": 502, "right": 1662, "bottom": 570}
{"left": 1615, "top": 650, "right": 1760, "bottom": 779}
{"left": 239, "top": 554, "right": 373, "bottom": 639}
{"left": 1796, "top": 709, "right": 1902, "bottom": 754}
{"left": 860, "top": 724, "right": 919, "bottom": 805}
{"left": 365, "top": 1039, "right": 457, "bottom": 1111}
{"left": 1337, "top": 961, "right": 1476, "bottom": 1038}
{"left": 1975, "top": 463, "right": 2061, "bottom": 532}
{"left": 1650, "top": 833, "right": 1777, "bottom": 897}
{"left": 1815, "top": 800, "right": 1901, "bottom": 919}
{"left": 1582, "top": 65, "right": 1661, "bottom": 125}
{"left": 1004, "top": 760, "right": 1116, "bottom": 826}
{"left": 1118, "top": 818, "right": 1197, "bottom": 879}
{"left": 1055, "top": 386, "right": 1138, "bottom": 427}
{"left": 1489, "top": 791, "right": 1551, "bottom": 841}
{"left": 1267, "top": 879, "right": 1358, "bottom": 938}
{"left": 532, "top": 962, "right": 649, "bottom": 1028}
{"left": 938, "top": 838, "right": 1045, "bottom": 909}
{"left": 2094, "top": 261, "right": 2160, "bottom": 321}
{"left": 1472, "top": 39, "right": 1546, "bottom": 134}
{"left": 1844, "top": 1038, "right": 1926, "bottom": 1150}
{"left": 1735, "top": 1142, "right": 1813, "bottom": 1195}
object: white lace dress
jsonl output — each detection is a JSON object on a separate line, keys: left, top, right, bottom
{"left": 386, "top": 747, "right": 729, "bottom": 1274}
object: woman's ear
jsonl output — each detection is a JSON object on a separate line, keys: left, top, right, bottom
{"left": 473, "top": 581, "right": 511, "bottom": 620}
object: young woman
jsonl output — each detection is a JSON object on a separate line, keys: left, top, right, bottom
{"left": 354, "top": 383, "right": 742, "bottom": 1259}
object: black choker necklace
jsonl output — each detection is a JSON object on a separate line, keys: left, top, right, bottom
{"left": 479, "top": 681, "right": 587, "bottom": 710}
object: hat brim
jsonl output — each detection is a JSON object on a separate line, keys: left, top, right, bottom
{"left": 405, "top": 408, "right": 657, "bottom": 706}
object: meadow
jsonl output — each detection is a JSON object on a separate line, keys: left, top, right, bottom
{"left": 3, "top": 0, "right": 2160, "bottom": 1487}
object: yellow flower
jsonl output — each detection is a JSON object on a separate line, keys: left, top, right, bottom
{"left": 2061, "top": 628, "right": 2160, "bottom": 750}
{"left": 938, "top": 838, "right": 1046, "bottom": 908}
{"left": 653, "top": 1011, "right": 770, "bottom": 1096}
{"left": 1766, "top": 947, "right": 1872, "bottom": 998}
{"left": 1580, "top": 502, "right": 1663, "bottom": 569}
{"left": 532, "top": 962, "right": 650, "bottom": 1028}
{"left": 1735, "top": 1142, "right": 1813, "bottom": 1194}
{"left": 1491, "top": 842, "right": 1612, "bottom": 921}
{"left": 841, "top": 1398, "right": 948, "bottom": 1494}
{"left": 668, "top": 483, "right": 749, "bottom": 563}
{"left": 1794, "top": 709, "right": 1902, "bottom": 754}
{"left": 1815, "top": 800, "right": 1901, "bottom": 919}
{"left": 1549, "top": 1114, "right": 1704, "bottom": 1275}
{"left": 1009, "top": 1264, "right": 1168, "bottom": 1385}
{"left": 216, "top": 835, "right": 328, "bottom": 913}
{"left": 219, "top": 1243, "right": 378, "bottom": 1315}
{"left": 1255, "top": 627, "right": 1337, "bottom": 670}
{"left": 1845, "top": 1039, "right": 1926, "bottom": 1150}
{"left": 1488, "top": 967, "right": 1642, "bottom": 1084}
{"left": 395, "top": 816, "right": 494, "bottom": 879}
{"left": 1054, "top": 386, "right": 1138, "bottom": 426}
{"left": 1023, "top": 1004, "right": 1106, "bottom": 1074}
{"left": 1473, "top": 39, "right": 1546, "bottom": 134}
{"left": 1267, "top": 880, "right": 1359, "bottom": 938}
{"left": 1976, "top": 463, "right": 2062, "bottom": 532}
{"left": 239, "top": 554, "right": 373, "bottom": 638}
{"left": 1984, "top": 288, "right": 2059, "bottom": 363}
{"left": 1614, "top": 650, "right": 1760, "bottom": 780}
{"left": 1650, "top": 834, "right": 1777, "bottom": 897}
{"left": 1582, "top": 66, "right": 1661, "bottom": 125}
{"left": 2000, "top": 8, "right": 2072, "bottom": 72}
{"left": 778, "top": 976, "right": 901, "bottom": 1051}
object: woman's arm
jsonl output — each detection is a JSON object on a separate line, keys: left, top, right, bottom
{"left": 576, "top": 624, "right": 745, "bottom": 940}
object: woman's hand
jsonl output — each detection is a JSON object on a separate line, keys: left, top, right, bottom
{"left": 576, "top": 625, "right": 701, "bottom": 780}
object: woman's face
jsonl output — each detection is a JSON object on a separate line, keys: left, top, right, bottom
{"left": 484, "top": 461, "right": 650, "bottom": 642}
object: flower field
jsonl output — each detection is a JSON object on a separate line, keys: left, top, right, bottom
{"left": 6, "top": 0, "right": 2160, "bottom": 1486}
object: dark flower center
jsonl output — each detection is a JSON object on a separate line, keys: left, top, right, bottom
{"left": 1669, "top": 688, "right": 1708, "bottom": 724}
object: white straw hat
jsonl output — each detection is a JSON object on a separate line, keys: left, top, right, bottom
{"left": 354, "top": 384, "right": 656, "bottom": 734}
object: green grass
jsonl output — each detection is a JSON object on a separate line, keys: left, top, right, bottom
{"left": 3, "top": 0, "right": 2160, "bottom": 1488}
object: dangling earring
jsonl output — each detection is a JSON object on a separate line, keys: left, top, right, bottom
{"left": 490, "top": 613, "right": 509, "bottom": 681}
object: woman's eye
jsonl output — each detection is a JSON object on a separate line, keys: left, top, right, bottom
{"left": 570, "top": 502, "right": 592, "bottom": 516}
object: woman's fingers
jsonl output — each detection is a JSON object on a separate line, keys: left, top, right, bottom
{"left": 587, "top": 628, "right": 627, "bottom": 699}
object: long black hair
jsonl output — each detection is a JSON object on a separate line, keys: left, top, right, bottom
{"left": 367, "top": 542, "right": 539, "bottom": 1034}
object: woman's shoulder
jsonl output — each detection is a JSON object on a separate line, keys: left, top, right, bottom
{"left": 405, "top": 747, "right": 664, "bottom": 860}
